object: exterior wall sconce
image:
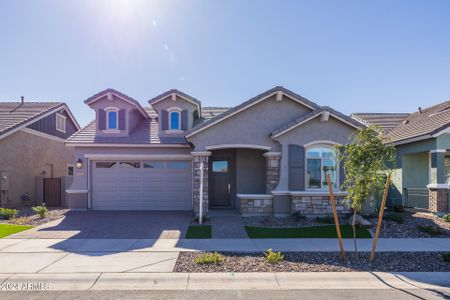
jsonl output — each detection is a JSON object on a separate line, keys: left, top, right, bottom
{"left": 76, "top": 159, "right": 83, "bottom": 169}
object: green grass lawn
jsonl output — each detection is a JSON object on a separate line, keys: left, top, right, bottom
{"left": 245, "top": 225, "right": 371, "bottom": 239}
{"left": 0, "top": 224, "right": 33, "bottom": 238}
{"left": 185, "top": 225, "right": 212, "bottom": 239}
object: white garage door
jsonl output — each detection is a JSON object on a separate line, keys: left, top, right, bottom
{"left": 92, "top": 160, "right": 192, "bottom": 210}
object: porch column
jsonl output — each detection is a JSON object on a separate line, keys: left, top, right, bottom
{"left": 427, "top": 149, "right": 448, "bottom": 214}
{"left": 192, "top": 151, "right": 211, "bottom": 214}
{"left": 264, "top": 152, "right": 281, "bottom": 193}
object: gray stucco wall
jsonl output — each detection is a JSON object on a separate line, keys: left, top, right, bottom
{"left": 0, "top": 130, "right": 74, "bottom": 206}
{"left": 235, "top": 149, "right": 266, "bottom": 195}
{"left": 188, "top": 94, "right": 313, "bottom": 151}
{"left": 274, "top": 116, "right": 356, "bottom": 191}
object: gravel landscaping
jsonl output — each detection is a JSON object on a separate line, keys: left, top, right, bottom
{"left": 175, "top": 251, "right": 450, "bottom": 272}
{"left": 0, "top": 207, "right": 69, "bottom": 226}
{"left": 374, "top": 211, "right": 450, "bottom": 238}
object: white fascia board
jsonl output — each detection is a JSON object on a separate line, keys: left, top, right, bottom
{"left": 186, "top": 91, "right": 316, "bottom": 138}
{"left": 65, "top": 143, "right": 190, "bottom": 148}
{"left": 84, "top": 154, "right": 192, "bottom": 160}
{"left": 61, "top": 104, "right": 81, "bottom": 130}
{"left": 21, "top": 128, "right": 66, "bottom": 143}
{"left": 391, "top": 134, "right": 433, "bottom": 146}
{"left": 205, "top": 144, "right": 271, "bottom": 151}
{"left": 0, "top": 105, "right": 66, "bottom": 141}
{"left": 432, "top": 126, "right": 450, "bottom": 137}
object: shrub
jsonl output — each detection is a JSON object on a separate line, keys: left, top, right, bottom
{"left": 0, "top": 208, "right": 19, "bottom": 220}
{"left": 393, "top": 205, "right": 405, "bottom": 213}
{"left": 315, "top": 216, "right": 334, "bottom": 224}
{"left": 264, "top": 248, "right": 284, "bottom": 264}
{"left": 291, "top": 212, "right": 305, "bottom": 222}
{"left": 195, "top": 252, "right": 224, "bottom": 264}
{"left": 32, "top": 204, "right": 48, "bottom": 219}
{"left": 10, "top": 216, "right": 32, "bottom": 225}
{"left": 442, "top": 252, "right": 450, "bottom": 263}
{"left": 383, "top": 213, "right": 404, "bottom": 224}
{"left": 192, "top": 215, "right": 210, "bottom": 224}
{"left": 442, "top": 214, "right": 450, "bottom": 222}
{"left": 417, "top": 225, "right": 443, "bottom": 236}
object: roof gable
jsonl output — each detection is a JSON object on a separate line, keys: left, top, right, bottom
{"left": 0, "top": 102, "right": 80, "bottom": 140}
{"left": 186, "top": 86, "right": 321, "bottom": 138}
{"left": 271, "top": 107, "right": 363, "bottom": 139}
{"left": 84, "top": 89, "right": 149, "bottom": 119}
{"left": 148, "top": 89, "right": 201, "bottom": 113}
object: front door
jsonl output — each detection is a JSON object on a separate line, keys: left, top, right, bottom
{"left": 210, "top": 159, "right": 231, "bottom": 207}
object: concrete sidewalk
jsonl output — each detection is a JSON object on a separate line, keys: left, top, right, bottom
{"left": 0, "top": 272, "right": 449, "bottom": 292}
{"left": 1, "top": 238, "right": 449, "bottom": 253}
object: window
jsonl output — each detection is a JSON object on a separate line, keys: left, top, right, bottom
{"left": 143, "top": 161, "right": 165, "bottom": 169}
{"left": 169, "top": 111, "right": 180, "bottom": 130}
{"left": 107, "top": 110, "right": 118, "bottom": 129}
{"left": 96, "top": 162, "right": 117, "bottom": 168}
{"left": 306, "top": 145, "right": 337, "bottom": 189}
{"left": 167, "top": 161, "right": 189, "bottom": 169}
{"left": 119, "top": 161, "right": 140, "bottom": 168}
{"left": 56, "top": 113, "right": 66, "bottom": 133}
{"left": 67, "top": 165, "right": 74, "bottom": 176}
{"left": 212, "top": 160, "right": 229, "bottom": 173}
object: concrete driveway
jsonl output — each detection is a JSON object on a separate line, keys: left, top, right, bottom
{"left": 8, "top": 211, "right": 193, "bottom": 239}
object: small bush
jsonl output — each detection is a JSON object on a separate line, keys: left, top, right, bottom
{"left": 291, "top": 212, "right": 305, "bottom": 222}
{"left": 315, "top": 216, "right": 334, "bottom": 224}
{"left": 393, "top": 205, "right": 405, "bottom": 213}
{"left": 383, "top": 213, "right": 404, "bottom": 224}
{"left": 0, "top": 208, "right": 19, "bottom": 220}
{"left": 442, "top": 214, "right": 450, "bottom": 222}
{"left": 264, "top": 248, "right": 284, "bottom": 264}
{"left": 417, "top": 225, "right": 443, "bottom": 236}
{"left": 195, "top": 252, "right": 224, "bottom": 264}
{"left": 10, "top": 216, "right": 32, "bottom": 225}
{"left": 192, "top": 215, "right": 210, "bottom": 224}
{"left": 442, "top": 253, "right": 450, "bottom": 263}
{"left": 32, "top": 204, "right": 48, "bottom": 219}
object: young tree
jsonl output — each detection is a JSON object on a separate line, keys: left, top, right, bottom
{"left": 338, "top": 125, "right": 396, "bottom": 252}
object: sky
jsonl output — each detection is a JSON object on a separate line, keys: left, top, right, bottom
{"left": 1, "top": 0, "right": 450, "bottom": 127}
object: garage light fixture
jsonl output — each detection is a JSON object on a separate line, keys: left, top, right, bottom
{"left": 76, "top": 159, "right": 83, "bottom": 169}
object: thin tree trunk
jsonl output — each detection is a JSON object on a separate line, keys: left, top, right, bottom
{"left": 352, "top": 209, "right": 358, "bottom": 254}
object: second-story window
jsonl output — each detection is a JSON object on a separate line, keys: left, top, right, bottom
{"left": 107, "top": 110, "right": 118, "bottom": 129}
{"left": 56, "top": 113, "right": 66, "bottom": 133}
{"left": 170, "top": 111, "right": 180, "bottom": 130}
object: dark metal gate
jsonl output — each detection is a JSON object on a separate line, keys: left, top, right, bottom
{"left": 403, "top": 188, "right": 429, "bottom": 209}
{"left": 43, "top": 178, "right": 61, "bottom": 206}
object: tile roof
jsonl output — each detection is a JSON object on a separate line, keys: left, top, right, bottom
{"left": 66, "top": 107, "right": 188, "bottom": 145}
{"left": 0, "top": 102, "right": 65, "bottom": 137}
{"left": 148, "top": 89, "right": 202, "bottom": 107}
{"left": 201, "top": 107, "right": 230, "bottom": 120}
{"left": 271, "top": 106, "right": 364, "bottom": 138}
{"left": 351, "top": 113, "right": 410, "bottom": 134}
{"left": 384, "top": 100, "right": 450, "bottom": 144}
{"left": 186, "top": 86, "right": 321, "bottom": 137}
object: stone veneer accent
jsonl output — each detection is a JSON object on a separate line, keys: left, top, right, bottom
{"left": 264, "top": 152, "right": 281, "bottom": 193}
{"left": 428, "top": 187, "right": 449, "bottom": 213}
{"left": 192, "top": 152, "right": 211, "bottom": 214}
{"left": 291, "top": 195, "right": 349, "bottom": 216}
{"left": 239, "top": 195, "right": 273, "bottom": 215}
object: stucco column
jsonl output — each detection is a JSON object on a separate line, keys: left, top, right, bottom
{"left": 427, "top": 150, "right": 448, "bottom": 214}
{"left": 429, "top": 150, "right": 446, "bottom": 185}
{"left": 192, "top": 151, "right": 211, "bottom": 214}
{"left": 264, "top": 152, "right": 281, "bottom": 193}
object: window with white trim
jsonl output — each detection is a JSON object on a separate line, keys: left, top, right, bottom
{"left": 56, "top": 113, "right": 67, "bottom": 133}
{"left": 106, "top": 108, "right": 119, "bottom": 130}
{"left": 169, "top": 111, "right": 181, "bottom": 130}
{"left": 306, "top": 145, "right": 338, "bottom": 189}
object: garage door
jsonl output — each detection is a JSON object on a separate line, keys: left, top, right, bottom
{"left": 92, "top": 160, "right": 192, "bottom": 210}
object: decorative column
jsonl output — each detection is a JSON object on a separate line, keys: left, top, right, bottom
{"left": 264, "top": 152, "right": 281, "bottom": 193}
{"left": 427, "top": 149, "right": 449, "bottom": 214}
{"left": 192, "top": 151, "right": 211, "bottom": 215}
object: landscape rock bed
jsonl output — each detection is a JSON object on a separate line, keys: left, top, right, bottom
{"left": 242, "top": 216, "right": 346, "bottom": 228}
{"left": 375, "top": 211, "right": 450, "bottom": 238}
{"left": 0, "top": 207, "right": 68, "bottom": 226}
{"left": 175, "top": 251, "right": 450, "bottom": 272}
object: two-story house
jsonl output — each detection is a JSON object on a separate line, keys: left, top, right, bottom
{"left": 66, "top": 87, "right": 363, "bottom": 216}
{"left": 0, "top": 99, "right": 80, "bottom": 207}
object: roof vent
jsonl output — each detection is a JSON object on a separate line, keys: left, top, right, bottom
{"left": 403, "top": 119, "right": 409, "bottom": 125}
{"left": 418, "top": 107, "right": 422, "bottom": 114}
{"left": 21, "top": 96, "right": 24, "bottom": 104}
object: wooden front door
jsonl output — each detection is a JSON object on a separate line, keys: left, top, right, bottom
{"left": 210, "top": 159, "right": 232, "bottom": 207}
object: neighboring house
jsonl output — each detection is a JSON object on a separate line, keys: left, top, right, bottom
{"left": 352, "top": 100, "right": 450, "bottom": 214}
{"left": 0, "top": 99, "right": 80, "bottom": 207}
{"left": 66, "top": 87, "right": 363, "bottom": 216}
